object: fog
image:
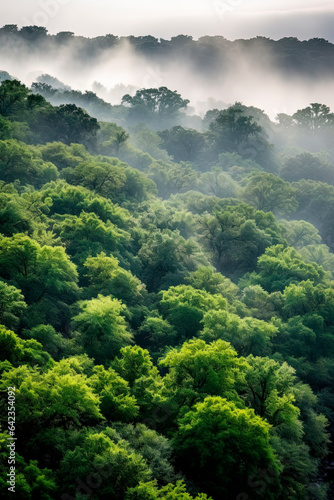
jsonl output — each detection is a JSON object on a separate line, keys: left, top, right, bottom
{"left": 1, "top": 31, "right": 334, "bottom": 120}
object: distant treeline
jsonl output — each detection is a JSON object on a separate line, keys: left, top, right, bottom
{"left": 1, "top": 25, "right": 334, "bottom": 76}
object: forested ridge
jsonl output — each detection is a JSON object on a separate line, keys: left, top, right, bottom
{"left": 1, "top": 25, "right": 334, "bottom": 77}
{"left": 1, "top": 68, "right": 334, "bottom": 499}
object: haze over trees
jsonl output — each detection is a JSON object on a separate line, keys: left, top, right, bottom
{"left": 1, "top": 27, "right": 334, "bottom": 499}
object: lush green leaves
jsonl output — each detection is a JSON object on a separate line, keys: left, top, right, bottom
{"left": 72, "top": 295, "right": 133, "bottom": 363}
{"left": 250, "top": 245, "right": 327, "bottom": 292}
{"left": 160, "top": 339, "right": 245, "bottom": 409}
{"left": 173, "top": 396, "right": 280, "bottom": 499}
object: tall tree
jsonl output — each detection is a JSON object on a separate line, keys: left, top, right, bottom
{"left": 122, "top": 87, "right": 189, "bottom": 124}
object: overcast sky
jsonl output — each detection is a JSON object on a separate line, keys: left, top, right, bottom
{"left": 3, "top": 0, "right": 334, "bottom": 41}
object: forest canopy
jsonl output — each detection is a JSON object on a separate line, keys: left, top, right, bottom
{"left": 0, "top": 59, "right": 334, "bottom": 499}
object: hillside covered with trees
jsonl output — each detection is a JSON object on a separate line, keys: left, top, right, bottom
{"left": 1, "top": 53, "right": 334, "bottom": 498}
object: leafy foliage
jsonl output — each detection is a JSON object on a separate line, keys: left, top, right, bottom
{"left": 72, "top": 294, "right": 133, "bottom": 363}
{"left": 0, "top": 73, "right": 333, "bottom": 499}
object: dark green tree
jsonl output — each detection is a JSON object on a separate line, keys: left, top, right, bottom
{"left": 158, "top": 126, "right": 207, "bottom": 163}
{"left": 122, "top": 87, "right": 189, "bottom": 123}
{"left": 173, "top": 396, "right": 281, "bottom": 499}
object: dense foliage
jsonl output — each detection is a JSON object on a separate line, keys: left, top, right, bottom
{"left": 1, "top": 65, "right": 334, "bottom": 499}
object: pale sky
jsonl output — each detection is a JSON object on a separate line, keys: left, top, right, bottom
{"left": 2, "top": 0, "right": 334, "bottom": 40}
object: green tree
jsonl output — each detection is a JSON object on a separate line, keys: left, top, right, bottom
{"left": 0, "top": 325, "right": 50, "bottom": 367}
{"left": 173, "top": 396, "right": 280, "bottom": 499}
{"left": 239, "top": 356, "right": 299, "bottom": 424}
{"left": 0, "top": 186, "right": 53, "bottom": 237}
{"left": 249, "top": 245, "right": 326, "bottom": 292}
{"left": 138, "top": 229, "right": 208, "bottom": 292}
{"left": 160, "top": 285, "right": 227, "bottom": 338}
{"left": 239, "top": 357, "right": 329, "bottom": 499}
{"left": 208, "top": 103, "right": 277, "bottom": 169}
{"left": 111, "top": 345, "right": 157, "bottom": 387}
{"left": 186, "top": 266, "right": 239, "bottom": 299}
{"left": 61, "top": 158, "right": 126, "bottom": 197}
{"left": 126, "top": 480, "right": 210, "bottom": 499}
{"left": 23, "top": 324, "right": 67, "bottom": 360}
{"left": 59, "top": 431, "right": 151, "bottom": 500}
{"left": 292, "top": 179, "right": 334, "bottom": 249}
{"left": 160, "top": 338, "right": 244, "bottom": 410}
{"left": 292, "top": 103, "right": 334, "bottom": 133}
{"left": 281, "top": 280, "right": 334, "bottom": 321}
{"left": 279, "top": 152, "right": 334, "bottom": 184}
{"left": 72, "top": 294, "right": 133, "bottom": 363}
{"left": 299, "top": 244, "right": 334, "bottom": 277}
{"left": 241, "top": 172, "right": 297, "bottom": 215}
{"left": 54, "top": 211, "right": 129, "bottom": 267}
{"left": 0, "top": 115, "right": 11, "bottom": 139}
{"left": 158, "top": 126, "right": 207, "bottom": 163}
{"left": 97, "top": 122, "right": 130, "bottom": 156}
{"left": 138, "top": 316, "right": 177, "bottom": 357}
{"left": 0, "top": 280, "right": 26, "bottom": 330}
{"left": 0, "top": 432, "right": 56, "bottom": 500}
{"left": 114, "top": 129, "right": 129, "bottom": 153}
{"left": 273, "top": 280, "right": 334, "bottom": 370}
{"left": 197, "top": 168, "right": 238, "bottom": 198}
{"left": 278, "top": 220, "right": 322, "bottom": 249}
{"left": 293, "top": 383, "right": 329, "bottom": 459}
{"left": 88, "top": 364, "right": 139, "bottom": 422}
{"left": 0, "top": 234, "right": 78, "bottom": 330}
{"left": 32, "top": 103, "right": 100, "bottom": 150}
{"left": 210, "top": 104, "right": 262, "bottom": 151}
{"left": 112, "top": 423, "right": 176, "bottom": 484}
{"left": 240, "top": 284, "right": 279, "bottom": 320}
{"left": 148, "top": 160, "right": 197, "bottom": 199}
{"left": 0, "top": 362, "right": 102, "bottom": 445}
{"left": 0, "top": 139, "right": 58, "bottom": 187}
{"left": 38, "top": 141, "right": 90, "bottom": 170}
{"left": 200, "top": 309, "right": 277, "bottom": 356}
{"left": 139, "top": 199, "right": 196, "bottom": 239}
{"left": 122, "top": 87, "right": 189, "bottom": 123}
{"left": 111, "top": 345, "right": 168, "bottom": 423}
{"left": 116, "top": 166, "right": 157, "bottom": 204}
{"left": 19, "top": 26, "right": 48, "bottom": 40}
{"left": 199, "top": 204, "right": 277, "bottom": 277}
{"left": 39, "top": 180, "right": 130, "bottom": 226}
{"left": 84, "top": 252, "right": 145, "bottom": 305}
{"left": 269, "top": 435, "right": 326, "bottom": 500}
{"left": 129, "top": 125, "right": 171, "bottom": 162}
{"left": 0, "top": 79, "right": 36, "bottom": 118}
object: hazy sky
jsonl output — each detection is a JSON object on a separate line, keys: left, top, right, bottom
{"left": 3, "top": 0, "right": 334, "bottom": 40}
